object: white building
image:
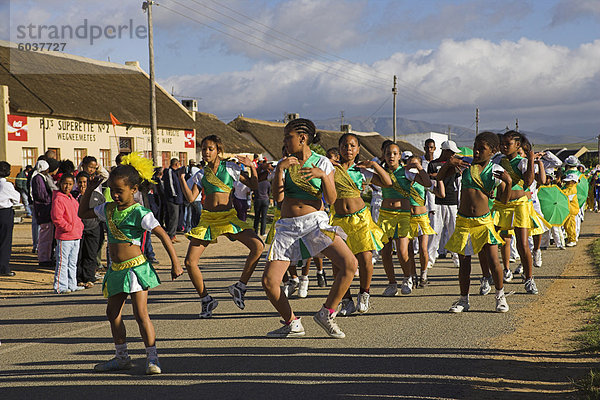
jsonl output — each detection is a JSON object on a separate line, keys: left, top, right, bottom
{"left": 399, "top": 132, "right": 448, "bottom": 159}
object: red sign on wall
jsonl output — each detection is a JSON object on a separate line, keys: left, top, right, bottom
{"left": 7, "top": 115, "right": 28, "bottom": 141}
{"left": 184, "top": 130, "right": 195, "bottom": 148}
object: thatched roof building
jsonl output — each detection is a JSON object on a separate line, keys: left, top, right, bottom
{"left": 0, "top": 42, "right": 194, "bottom": 129}
{"left": 228, "top": 116, "right": 421, "bottom": 161}
{"left": 193, "top": 112, "right": 265, "bottom": 156}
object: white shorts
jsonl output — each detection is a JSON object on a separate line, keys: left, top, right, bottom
{"left": 267, "top": 211, "right": 347, "bottom": 263}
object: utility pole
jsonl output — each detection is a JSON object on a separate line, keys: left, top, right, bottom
{"left": 475, "top": 107, "right": 479, "bottom": 135}
{"left": 392, "top": 75, "right": 397, "bottom": 142}
{"left": 143, "top": 1, "right": 159, "bottom": 167}
{"left": 448, "top": 125, "right": 451, "bottom": 141}
{"left": 340, "top": 111, "right": 344, "bottom": 127}
{"left": 597, "top": 133, "right": 599, "bottom": 165}
{"left": 516, "top": 118, "right": 519, "bottom": 132}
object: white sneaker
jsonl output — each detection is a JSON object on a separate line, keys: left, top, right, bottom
{"left": 513, "top": 264, "right": 523, "bottom": 276}
{"left": 495, "top": 294, "right": 509, "bottom": 313}
{"left": 338, "top": 298, "right": 356, "bottom": 316}
{"left": 199, "top": 296, "right": 219, "bottom": 318}
{"left": 503, "top": 269, "right": 513, "bottom": 283}
{"left": 357, "top": 292, "right": 370, "bottom": 313}
{"left": 426, "top": 260, "right": 434, "bottom": 269}
{"left": 566, "top": 242, "right": 577, "bottom": 247}
{"left": 449, "top": 298, "right": 470, "bottom": 313}
{"left": 298, "top": 276, "right": 309, "bottom": 298}
{"left": 452, "top": 253, "right": 460, "bottom": 268}
{"left": 382, "top": 283, "right": 398, "bottom": 297}
{"left": 267, "top": 318, "right": 306, "bottom": 338}
{"left": 533, "top": 249, "right": 542, "bottom": 268}
{"left": 479, "top": 276, "right": 491, "bottom": 295}
{"left": 313, "top": 308, "right": 345, "bottom": 338}
{"left": 283, "top": 279, "right": 299, "bottom": 298}
{"left": 524, "top": 277, "right": 539, "bottom": 294}
{"left": 400, "top": 277, "right": 413, "bottom": 295}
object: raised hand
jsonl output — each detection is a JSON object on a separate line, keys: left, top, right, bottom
{"left": 493, "top": 169, "right": 512, "bottom": 185}
{"left": 276, "top": 156, "right": 300, "bottom": 171}
{"left": 237, "top": 155, "right": 254, "bottom": 168}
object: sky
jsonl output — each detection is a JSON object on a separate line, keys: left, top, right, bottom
{"left": 3, "top": 0, "right": 600, "bottom": 138}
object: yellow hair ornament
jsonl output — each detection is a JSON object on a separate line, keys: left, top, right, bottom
{"left": 121, "top": 152, "right": 156, "bottom": 184}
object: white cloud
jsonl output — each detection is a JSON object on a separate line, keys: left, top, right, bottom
{"left": 160, "top": 38, "right": 600, "bottom": 136}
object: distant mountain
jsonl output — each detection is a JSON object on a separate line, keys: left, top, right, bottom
{"left": 314, "top": 116, "right": 589, "bottom": 146}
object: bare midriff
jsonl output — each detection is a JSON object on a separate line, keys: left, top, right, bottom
{"left": 333, "top": 197, "right": 365, "bottom": 215}
{"left": 109, "top": 243, "right": 142, "bottom": 264}
{"left": 382, "top": 197, "right": 410, "bottom": 212}
{"left": 458, "top": 188, "right": 490, "bottom": 217}
{"left": 203, "top": 192, "right": 234, "bottom": 212}
{"left": 281, "top": 197, "right": 323, "bottom": 218}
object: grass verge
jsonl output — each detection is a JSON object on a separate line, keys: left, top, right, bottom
{"left": 573, "top": 239, "right": 600, "bottom": 399}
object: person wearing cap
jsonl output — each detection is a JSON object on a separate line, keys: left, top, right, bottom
{"left": 564, "top": 155, "right": 585, "bottom": 241}
{"left": 31, "top": 157, "right": 60, "bottom": 267}
{"left": 562, "top": 173, "right": 580, "bottom": 246}
{"left": 400, "top": 151, "right": 413, "bottom": 166}
{"left": 427, "top": 140, "right": 462, "bottom": 268}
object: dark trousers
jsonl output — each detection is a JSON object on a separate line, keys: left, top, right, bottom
{"left": 166, "top": 201, "right": 180, "bottom": 238}
{"left": 78, "top": 225, "right": 101, "bottom": 283}
{"left": 0, "top": 208, "right": 14, "bottom": 274}
{"left": 254, "top": 199, "right": 269, "bottom": 235}
{"left": 232, "top": 196, "right": 248, "bottom": 221}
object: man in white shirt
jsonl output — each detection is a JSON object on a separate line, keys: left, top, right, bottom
{"left": 0, "top": 161, "right": 22, "bottom": 276}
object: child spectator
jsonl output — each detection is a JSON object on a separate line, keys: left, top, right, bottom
{"left": 51, "top": 173, "right": 84, "bottom": 294}
{"left": 0, "top": 161, "right": 21, "bottom": 276}
{"left": 74, "top": 172, "right": 105, "bottom": 288}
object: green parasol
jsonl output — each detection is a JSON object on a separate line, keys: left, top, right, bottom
{"left": 458, "top": 147, "right": 473, "bottom": 156}
{"left": 577, "top": 175, "right": 589, "bottom": 209}
{"left": 537, "top": 185, "right": 570, "bottom": 226}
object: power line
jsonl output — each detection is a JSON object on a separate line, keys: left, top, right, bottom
{"left": 163, "top": 0, "right": 388, "bottom": 90}
{"left": 158, "top": 2, "right": 389, "bottom": 92}
{"left": 191, "top": 0, "right": 454, "bottom": 108}
{"left": 366, "top": 95, "right": 392, "bottom": 120}
{"left": 160, "top": 0, "right": 453, "bottom": 109}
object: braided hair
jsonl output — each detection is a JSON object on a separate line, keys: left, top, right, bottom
{"left": 475, "top": 131, "right": 500, "bottom": 152}
{"left": 284, "top": 118, "right": 320, "bottom": 145}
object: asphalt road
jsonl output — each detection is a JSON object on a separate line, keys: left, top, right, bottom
{"left": 1, "top": 214, "right": 599, "bottom": 399}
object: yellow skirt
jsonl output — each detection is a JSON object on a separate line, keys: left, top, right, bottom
{"left": 331, "top": 206, "right": 384, "bottom": 254}
{"left": 410, "top": 213, "right": 436, "bottom": 237}
{"left": 492, "top": 196, "right": 545, "bottom": 231}
{"left": 446, "top": 213, "right": 505, "bottom": 256}
{"left": 377, "top": 208, "right": 411, "bottom": 243}
{"left": 186, "top": 208, "right": 250, "bottom": 243}
{"left": 265, "top": 208, "right": 281, "bottom": 245}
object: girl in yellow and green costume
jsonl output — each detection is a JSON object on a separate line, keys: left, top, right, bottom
{"left": 179, "top": 135, "right": 264, "bottom": 318}
{"left": 438, "top": 132, "right": 512, "bottom": 313}
{"left": 78, "top": 153, "right": 183, "bottom": 375}
{"left": 377, "top": 143, "right": 435, "bottom": 297}
{"left": 330, "top": 133, "right": 392, "bottom": 315}
{"left": 492, "top": 131, "right": 542, "bottom": 295}
{"left": 263, "top": 118, "right": 357, "bottom": 339}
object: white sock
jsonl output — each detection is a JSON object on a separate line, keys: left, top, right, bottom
{"left": 496, "top": 288, "right": 505, "bottom": 298}
{"left": 115, "top": 343, "right": 128, "bottom": 360}
{"left": 300, "top": 275, "right": 308, "bottom": 281}
{"left": 145, "top": 345, "right": 158, "bottom": 361}
{"left": 291, "top": 277, "right": 299, "bottom": 283}
{"left": 317, "top": 270, "right": 324, "bottom": 275}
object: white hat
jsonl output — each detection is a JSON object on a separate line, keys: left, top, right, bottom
{"left": 563, "top": 173, "right": 579, "bottom": 182}
{"left": 401, "top": 151, "right": 413, "bottom": 161}
{"left": 35, "top": 160, "right": 49, "bottom": 172}
{"left": 565, "top": 155, "right": 579, "bottom": 166}
{"left": 441, "top": 140, "right": 460, "bottom": 153}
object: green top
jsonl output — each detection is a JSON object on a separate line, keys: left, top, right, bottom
{"left": 194, "top": 161, "right": 239, "bottom": 195}
{"left": 382, "top": 167, "right": 409, "bottom": 200}
{"left": 284, "top": 151, "right": 328, "bottom": 201}
{"left": 500, "top": 155, "right": 529, "bottom": 192}
{"left": 101, "top": 203, "right": 153, "bottom": 246}
{"left": 462, "top": 161, "right": 501, "bottom": 198}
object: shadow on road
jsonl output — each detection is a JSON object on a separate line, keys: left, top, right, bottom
{"left": 0, "top": 346, "right": 589, "bottom": 399}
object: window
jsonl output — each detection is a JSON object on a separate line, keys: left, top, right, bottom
{"left": 22, "top": 147, "right": 38, "bottom": 167}
{"left": 74, "top": 148, "right": 87, "bottom": 166}
{"left": 161, "top": 151, "right": 171, "bottom": 169}
{"left": 179, "top": 152, "right": 187, "bottom": 167}
{"left": 119, "top": 137, "right": 132, "bottom": 153}
{"left": 144, "top": 151, "right": 153, "bottom": 160}
{"left": 99, "top": 149, "right": 111, "bottom": 168}
{"left": 47, "top": 147, "right": 60, "bottom": 160}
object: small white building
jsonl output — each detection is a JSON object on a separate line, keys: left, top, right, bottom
{"left": 399, "top": 132, "right": 448, "bottom": 159}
